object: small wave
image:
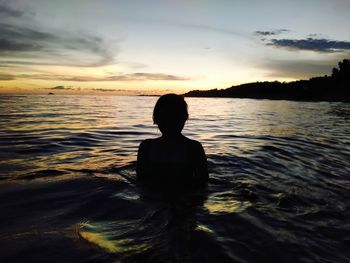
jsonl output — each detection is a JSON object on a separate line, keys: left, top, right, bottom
{"left": 78, "top": 221, "right": 150, "bottom": 255}
{"left": 1, "top": 96, "right": 350, "bottom": 262}
{"left": 21, "top": 169, "right": 68, "bottom": 180}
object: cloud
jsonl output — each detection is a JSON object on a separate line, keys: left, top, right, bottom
{"left": 92, "top": 88, "right": 119, "bottom": 92}
{"left": 0, "top": 24, "right": 54, "bottom": 53}
{"left": 0, "top": 38, "right": 42, "bottom": 52}
{"left": 254, "top": 29, "right": 290, "bottom": 37}
{"left": 122, "top": 61, "right": 148, "bottom": 70}
{"left": 0, "top": 74, "right": 15, "bottom": 80}
{"left": 267, "top": 38, "right": 350, "bottom": 53}
{"left": 0, "top": 3, "right": 24, "bottom": 17}
{"left": 112, "top": 73, "right": 188, "bottom": 81}
{"left": 48, "top": 86, "right": 65, "bottom": 90}
{"left": 0, "top": 23, "right": 114, "bottom": 67}
{"left": 16, "top": 72, "right": 189, "bottom": 82}
{"left": 255, "top": 29, "right": 350, "bottom": 53}
{"left": 91, "top": 88, "right": 149, "bottom": 94}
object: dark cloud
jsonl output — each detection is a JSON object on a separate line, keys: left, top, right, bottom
{"left": 92, "top": 88, "right": 119, "bottom": 92}
{"left": 44, "top": 86, "right": 77, "bottom": 91}
{"left": 90, "top": 88, "right": 148, "bottom": 94}
{"left": 267, "top": 38, "right": 350, "bottom": 53}
{"left": 0, "top": 3, "right": 24, "bottom": 17}
{"left": 0, "top": 24, "right": 52, "bottom": 49}
{"left": 255, "top": 29, "right": 350, "bottom": 53}
{"left": 0, "top": 74, "right": 15, "bottom": 80}
{"left": 113, "top": 73, "right": 188, "bottom": 81}
{"left": 0, "top": 22, "right": 114, "bottom": 67}
{"left": 308, "top": 33, "right": 322, "bottom": 38}
{"left": 0, "top": 38, "right": 42, "bottom": 52}
{"left": 0, "top": 1, "right": 114, "bottom": 68}
{"left": 17, "top": 72, "right": 189, "bottom": 82}
{"left": 92, "top": 88, "right": 149, "bottom": 94}
{"left": 254, "top": 29, "right": 290, "bottom": 37}
{"left": 48, "top": 86, "right": 65, "bottom": 90}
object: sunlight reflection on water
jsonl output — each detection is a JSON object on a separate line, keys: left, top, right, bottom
{"left": 0, "top": 95, "right": 350, "bottom": 262}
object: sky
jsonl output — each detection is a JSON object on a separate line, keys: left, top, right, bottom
{"left": 0, "top": 0, "right": 350, "bottom": 95}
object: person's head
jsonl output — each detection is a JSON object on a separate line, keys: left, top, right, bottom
{"left": 153, "top": 94, "right": 188, "bottom": 136}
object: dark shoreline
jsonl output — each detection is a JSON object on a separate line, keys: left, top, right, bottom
{"left": 183, "top": 58, "right": 350, "bottom": 103}
{"left": 183, "top": 82, "right": 350, "bottom": 103}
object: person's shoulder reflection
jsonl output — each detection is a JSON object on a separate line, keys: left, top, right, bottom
{"left": 137, "top": 94, "right": 208, "bottom": 195}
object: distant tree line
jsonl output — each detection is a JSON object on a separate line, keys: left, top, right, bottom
{"left": 184, "top": 58, "right": 350, "bottom": 102}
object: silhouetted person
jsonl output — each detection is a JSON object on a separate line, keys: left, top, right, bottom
{"left": 137, "top": 94, "right": 208, "bottom": 193}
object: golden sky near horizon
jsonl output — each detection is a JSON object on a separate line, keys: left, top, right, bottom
{"left": 1, "top": 0, "right": 350, "bottom": 95}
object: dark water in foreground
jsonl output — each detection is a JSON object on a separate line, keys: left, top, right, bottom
{"left": 0, "top": 95, "right": 350, "bottom": 262}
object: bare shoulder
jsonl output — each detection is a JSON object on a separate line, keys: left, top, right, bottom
{"left": 184, "top": 136, "right": 202, "bottom": 146}
{"left": 184, "top": 137, "right": 206, "bottom": 154}
{"left": 138, "top": 138, "right": 154, "bottom": 156}
{"left": 139, "top": 138, "right": 152, "bottom": 148}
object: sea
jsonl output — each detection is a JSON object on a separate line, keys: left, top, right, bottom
{"left": 0, "top": 95, "right": 349, "bottom": 263}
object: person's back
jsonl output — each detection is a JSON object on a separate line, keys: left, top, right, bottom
{"left": 136, "top": 94, "right": 208, "bottom": 193}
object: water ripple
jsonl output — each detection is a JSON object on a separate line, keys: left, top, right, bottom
{"left": 0, "top": 95, "right": 349, "bottom": 262}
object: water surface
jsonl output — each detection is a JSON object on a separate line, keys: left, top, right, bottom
{"left": 0, "top": 95, "right": 349, "bottom": 262}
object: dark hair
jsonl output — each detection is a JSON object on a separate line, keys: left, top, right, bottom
{"left": 153, "top": 94, "right": 188, "bottom": 127}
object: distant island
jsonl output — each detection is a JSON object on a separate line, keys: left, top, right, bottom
{"left": 184, "top": 59, "right": 350, "bottom": 102}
